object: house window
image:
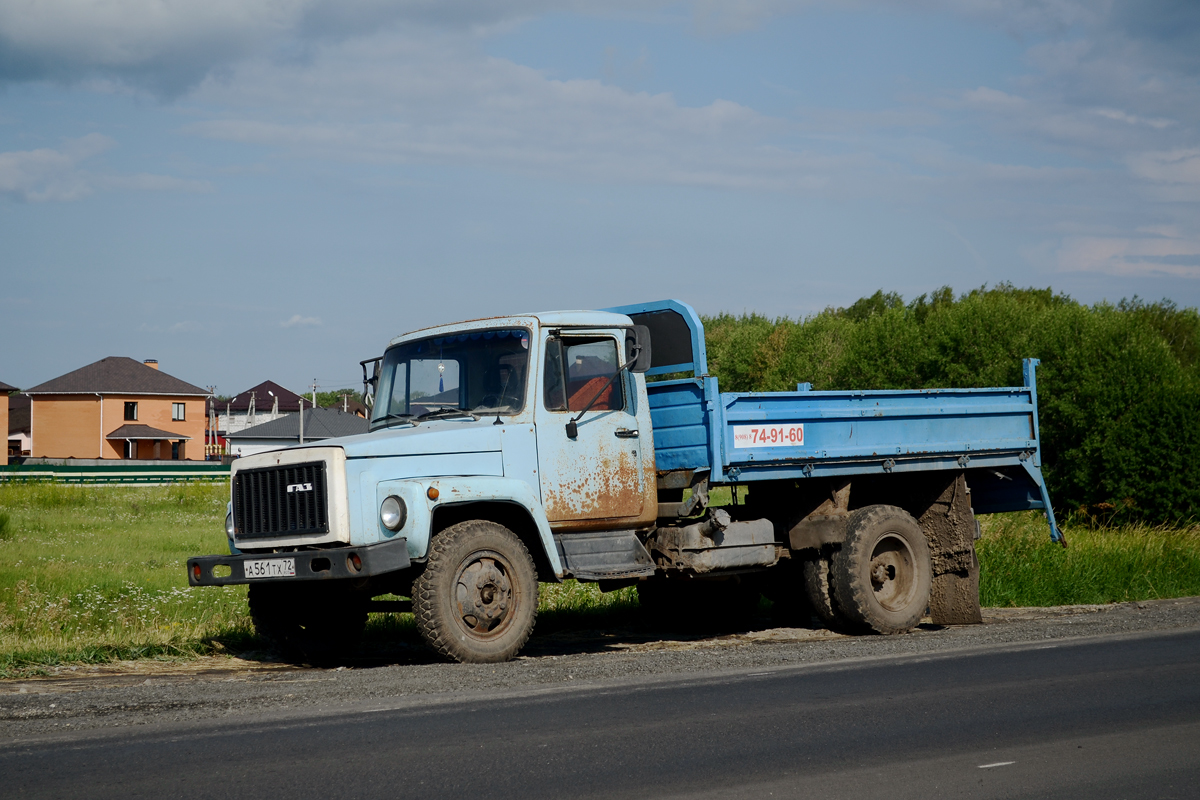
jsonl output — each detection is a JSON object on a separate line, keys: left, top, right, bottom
{"left": 124, "top": 402, "right": 138, "bottom": 421}
{"left": 173, "top": 403, "right": 186, "bottom": 421}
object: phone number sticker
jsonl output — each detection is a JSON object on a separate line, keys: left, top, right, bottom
{"left": 733, "top": 423, "right": 804, "bottom": 448}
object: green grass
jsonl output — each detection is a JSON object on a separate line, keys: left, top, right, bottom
{"left": 0, "top": 481, "right": 641, "bottom": 676}
{"left": 2, "top": 482, "right": 1199, "bottom": 677}
{"left": 0, "top": 482, "right": 253, "bottom": 676}
{"left": 978, "top": 512, "right": 1200, "bottom": 607}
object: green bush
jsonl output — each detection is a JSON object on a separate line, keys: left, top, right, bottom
{"left": 700, "top": 286, "right": 1200, "bottom": 525}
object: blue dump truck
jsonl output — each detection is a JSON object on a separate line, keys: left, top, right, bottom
{"left": 189, "top": 300, "right": 1060, "bottom": 663}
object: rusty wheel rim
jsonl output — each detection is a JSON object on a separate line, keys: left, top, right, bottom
{"left": 453, "top": 551, "right": 516, "bottom": 639}
{"left": 868, "top": 533, "right": 916, "bottom": 613}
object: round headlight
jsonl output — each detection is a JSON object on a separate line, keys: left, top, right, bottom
{"left": 380, "top": 495, "right": 407, "bottom": 531}
{"left": 225, "top": 510, "right": 236, "bottom": 538}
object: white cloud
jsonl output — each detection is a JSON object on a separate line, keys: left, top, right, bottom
{"left": 0, "top": 134, "right": 211, "bottom": 202}
{"left": 0, "top": 134, "right": 111, "bottom": 201}
{"left": 1127, "top": 149, "right": 1200, "bottom": 184}
{"left": 1092, "top": 108, "right": 1173, "bottom": 129}
{"left": 1057, "top": 230, "right": 1200, "bottom": 279}
{"left": 0, "top": 0, "right": 655, "bottom": 91}
{"left": 182, "top": 32, "right": 868, "bottom": 193}
{"left": 281, "top": 314, "right": 322, "bottom": 327}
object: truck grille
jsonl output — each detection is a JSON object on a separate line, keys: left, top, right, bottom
{"left": 233, "top": 461, "right": 329, "bottom": 539}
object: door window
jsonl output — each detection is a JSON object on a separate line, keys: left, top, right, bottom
{"left": 544, "top": 337, "right": 623, "bottom": 412}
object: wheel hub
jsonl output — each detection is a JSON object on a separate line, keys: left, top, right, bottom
{"left": 455, "top": 557, "right": 513, "bottom": 635}
{"left": 869, "top": 535, "right": 915, "bottom": 612}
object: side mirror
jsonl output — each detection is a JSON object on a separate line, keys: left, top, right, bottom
{"left": 624, "top": 325, "right": 652, "bottom": 373}
{"left": 360, "top": 356, "right": 382, "bottom": 409}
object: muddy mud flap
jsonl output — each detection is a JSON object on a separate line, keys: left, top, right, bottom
{"left": 187, "top": 537, "right": 410, "bottom": 586}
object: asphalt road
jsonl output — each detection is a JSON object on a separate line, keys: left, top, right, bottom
{"left": 4, "top": 625, "right": 1199, "bottom": 799}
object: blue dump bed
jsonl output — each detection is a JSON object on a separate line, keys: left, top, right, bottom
{"left": 608, "top": 300, "right": 1061, "bottom": 542}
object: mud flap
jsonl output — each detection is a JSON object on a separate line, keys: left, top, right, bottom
{"left": 929, "top": 548, "right": 982, "bottom": 625}
{"left": 919, "top": 473, "right": 983, "bottom": 625}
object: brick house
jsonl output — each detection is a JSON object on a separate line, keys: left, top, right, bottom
{"left": 24, "top": 358, "right": 208, "bottom": 460}
{"left": 0, "top": 380, "right": 15, "bottom": 462}
{"left": 8, "top": 395, "right": 31, "bottom": 459}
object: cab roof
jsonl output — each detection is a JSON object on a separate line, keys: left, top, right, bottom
{"left": 387, "top": 309, "right": 632, "bottom": 346}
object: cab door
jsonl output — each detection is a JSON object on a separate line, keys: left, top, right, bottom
{"left": 534, "top": 329, "right": 649, "bottom": 527}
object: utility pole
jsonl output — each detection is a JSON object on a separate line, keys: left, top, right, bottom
{"left": 207, "top": 386, "right": 216, "bottom": 458}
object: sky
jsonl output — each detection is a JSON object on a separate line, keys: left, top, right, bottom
{"left": 2, "top": 0, "right": 1199, "bottom": 396}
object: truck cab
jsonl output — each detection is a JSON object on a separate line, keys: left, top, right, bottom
{"left": 191, "top": 309, "right": 662, "bottom": 663}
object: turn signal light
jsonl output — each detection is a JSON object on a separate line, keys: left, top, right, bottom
{"left": 427, "top": 486, "right": 439, "bottom": 500}
{"left": 347, "top": 553, "right": 363, "bottom": 573}
{"left": 192, "top": 564, "right": 201, "bottom": 581}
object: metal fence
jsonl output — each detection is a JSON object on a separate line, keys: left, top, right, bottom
{"left": 0, "top": 462, "right": 231, "bottom": 484}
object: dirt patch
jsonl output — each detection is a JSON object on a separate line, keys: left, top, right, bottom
{"left": 7, "top": 597, "right": 1195, "bottom": 689}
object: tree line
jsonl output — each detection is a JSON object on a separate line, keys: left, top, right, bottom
{"left": 701, "top": 285, "right": 1200, "bottom": 526}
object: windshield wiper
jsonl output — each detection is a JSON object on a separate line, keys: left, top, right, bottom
{"left": 417, "top": 406, "right": 480, "bottom": 421}
{"left": 375, "top": 412, "right": 418, "bottom": 428}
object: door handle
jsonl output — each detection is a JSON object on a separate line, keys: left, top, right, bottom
{"left": 615, "top": 429, "right": 639, "bottom": 439}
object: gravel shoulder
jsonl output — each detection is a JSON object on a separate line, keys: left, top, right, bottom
{"left": 3, "top": 596, "right": 1199, "bottom": 742}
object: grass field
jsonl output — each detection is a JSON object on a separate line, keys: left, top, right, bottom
{"left": 1, "top": 481, "right": 1198, "bottom": 677}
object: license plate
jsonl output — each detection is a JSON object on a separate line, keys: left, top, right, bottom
{"left": 733, "top": 423, "right": 805, "bottom": 448}
{"left": 243, "top": 558, "right": 296, "bottom": 579}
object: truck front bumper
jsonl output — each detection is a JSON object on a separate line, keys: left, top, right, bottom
{"left": 187, "top": 538, "right": 410, "bottom": 587}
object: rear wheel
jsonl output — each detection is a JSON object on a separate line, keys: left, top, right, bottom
{"left": 801, "top": 553, "right": 854, "bottom": 631}
{"left": 413, "top": 520, "right": 538, "bottom": 663}
{"left": 829, "top": 505, "right": 931, "bottom": 634}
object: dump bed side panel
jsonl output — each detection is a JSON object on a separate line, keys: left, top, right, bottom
{"left": 646, "top": 363, "right": 1060, "bottom": 541}
{"left": 720, "top": 387, "right": 1037, "bottom": 475}
{"left": 645, "top": 378, "right": 716, "bottom": 473}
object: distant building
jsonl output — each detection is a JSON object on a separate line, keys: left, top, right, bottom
{"left": 215, "top": 381, "right": 313, "bottom": 436}
{"left": 226, "top": 407, "right": 369, "bottom": 458}
{"left": 0, "top": 380, "right": 16, "bottom": 462}
{"left": 24, "top": 357, "right": 208, "bottom": 460}
{"left": 7, "top": 393, "right": 30, "bottom": 460}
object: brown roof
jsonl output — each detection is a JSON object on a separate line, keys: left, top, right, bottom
{"left": 221, "top": 381, "right": 311, "bottom": 413}
{"left": 0, "top": 380, "right": 17, "bottom": 392}
{"left": 25, "top": 357, "right": 207, "bottom": 397}
{"left": 106, "top": 424, "right": 192, "bottom": 441}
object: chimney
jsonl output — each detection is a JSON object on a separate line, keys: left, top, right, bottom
{"left": 144, "top": 359, "right": 159, "bottom": 370}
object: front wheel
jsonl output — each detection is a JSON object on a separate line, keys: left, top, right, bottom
{"left": 829, "top": 505, "right": 931, "bottom": 635}
{"left": 413, "top": 520, "right": 538, "bottom": 663}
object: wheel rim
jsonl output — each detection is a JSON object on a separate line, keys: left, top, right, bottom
{"left": 453, "top": 550, "right": 516, "bottom": 639}
{"left": 868, "top": 533, "right": 917, "bottom": 612}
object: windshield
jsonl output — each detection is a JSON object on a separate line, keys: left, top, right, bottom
{"left": 371, "top": 327, "right": 531, "bottom": 428}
